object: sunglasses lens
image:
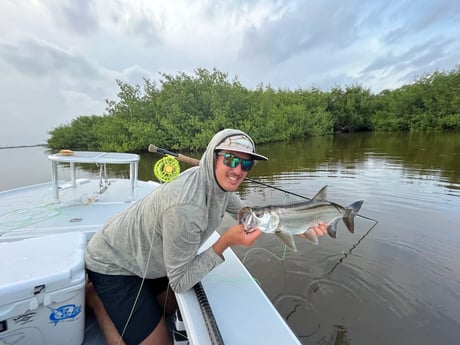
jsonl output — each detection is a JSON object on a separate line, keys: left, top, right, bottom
{"left": 221, "top": 153, "right": 254, "bottom": 171}
{"left": 225, "top": 156, "right": 237, "bottom": 168}
{"left": 241, "top": 159, "right": 254, "bottom": 171}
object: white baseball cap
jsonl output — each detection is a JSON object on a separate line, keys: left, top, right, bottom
{"left": 215, "top": 134, "right": 268, "bottom": 161}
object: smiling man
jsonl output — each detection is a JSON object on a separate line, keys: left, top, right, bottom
{"left": 85, "top": 129, "right": 268, "bottom": 345}
{"left": 85, "top": 128, "right": 328, "bottom": 344}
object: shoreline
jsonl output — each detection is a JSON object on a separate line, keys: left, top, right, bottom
{"left": 0, "top": 144, "right": 47, "bottom": 150}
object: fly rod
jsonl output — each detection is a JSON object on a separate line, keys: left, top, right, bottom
{"left": 147, "top": 143, "right": 378, "bottom": 224}
{"left": 148, "top": 144, "right": 310, "bottom": 197}
{"left": 148, "top": 144, "right": 200, "bottom": 166}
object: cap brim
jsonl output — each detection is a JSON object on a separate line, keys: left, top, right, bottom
{"left": 249, "top": 152, "right": 268, "bottom": 161}
{"left": 215, "top": 144, "right": 268, "bottom": 160}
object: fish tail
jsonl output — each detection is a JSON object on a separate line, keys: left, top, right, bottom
{"left": 342, "top": 200, "right": 364, "bottom": 233}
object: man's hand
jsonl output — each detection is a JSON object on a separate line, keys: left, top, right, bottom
{"left": 213, "top": 224, "right": 262, "bottom": 256}
{"left": 308, "top": 221, "right": 328, "bottom": 237}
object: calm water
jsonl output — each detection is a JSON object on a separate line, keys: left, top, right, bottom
{"left": 1, "top": 132, "right": 460, "bottom": 345}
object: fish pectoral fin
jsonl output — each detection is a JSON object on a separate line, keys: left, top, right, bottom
{"left": 275, "top": 230, "right": 297, "bottom": 252}
{"left": 298, "top": 229, "right": 319, "bottom": 245}
{"left": 327, "top": 218, "right": 340, "bottom": 238}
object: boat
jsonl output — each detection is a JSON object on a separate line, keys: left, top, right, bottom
{"left": 0, "top": 150, "right": 302, "bottom": 345}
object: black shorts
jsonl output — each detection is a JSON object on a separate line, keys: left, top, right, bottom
{"left": 87, "top": 269, "right": 169, "bottom": 345}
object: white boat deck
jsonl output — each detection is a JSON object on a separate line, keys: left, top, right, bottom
{"left": 0, "top": 178, "right": 157, "bottom": 242}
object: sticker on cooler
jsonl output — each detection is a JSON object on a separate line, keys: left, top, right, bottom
{"left": 49, "top": 304, "right": 81, "bottom": 325}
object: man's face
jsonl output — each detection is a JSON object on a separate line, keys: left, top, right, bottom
{"left": 215, "top": 150, "right": 252, "bottom": 192}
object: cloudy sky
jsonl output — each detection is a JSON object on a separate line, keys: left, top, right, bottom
{"left": 1, "top": 0, "right": 459, "bottom": 146}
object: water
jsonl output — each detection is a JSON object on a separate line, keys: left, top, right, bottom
{"left": 1, "top": 132, "right": 459, "bottom": 345}
{"left": 235, "top": 132, "right": 460, "bottom": 345}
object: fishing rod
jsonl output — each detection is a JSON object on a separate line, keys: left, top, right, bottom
{"left": 148, "top": 144, "right": 200, "bottom": 166}
{"left": 148, "top": 144, "right": 316, "bottom": 199}
{"left": 147, "top": 143, "right": 377, "bottom": 223}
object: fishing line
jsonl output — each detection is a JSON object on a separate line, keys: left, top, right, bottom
{"left": 0, "top": 205, "right": 61, "bottom": 230}
{"left": 116, "top": 210, "right": 161, "bottom": 345}
{"left": 244, "top": 177, "right": 312, "bottom": 201}
{"left": 115, "top": 207, "right": 189, "bottom": 345}
{"left": 117, "top": 278, "right": 145, "bottom": 345}
{"left": 242, "top": 245, "right": 288, "bottom": 264}
{"left": 89, "top": 193, "right": 174, "bottom": 345}
{"left": 325, "top": 219, "right": 378, "bottom": 276}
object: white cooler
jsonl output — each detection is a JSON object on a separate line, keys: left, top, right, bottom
{"left": 0, "top": 232, "right": 86, "bottom": 345}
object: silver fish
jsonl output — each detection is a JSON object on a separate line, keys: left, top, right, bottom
{"left": 238, "top": 185, "right": 363, "bottom": 251}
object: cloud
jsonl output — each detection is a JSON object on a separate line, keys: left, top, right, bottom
{"left": 238, "top": 2, "right": 362, "bottom": 64}
{"left": 1, "top": 37, "right": 101, "bottom": 79}
{"left": 0, "top": 0, "right": 459, "bottom": 146}
{"left": 44, "top": 0, "right": 100, "bottom": 35}
{"left": 0, "top": 36, "right": 115, "bottom": 146}
{"left": 362, "top": 36, "right": 458, "bottom": 83}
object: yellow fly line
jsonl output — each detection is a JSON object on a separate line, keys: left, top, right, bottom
{"left": 153, "top": 155, "right": 180, "bottom": 183}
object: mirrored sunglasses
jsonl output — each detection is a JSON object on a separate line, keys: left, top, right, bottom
{"left": 216, "top": 152, "right": 254, "bottom": 172}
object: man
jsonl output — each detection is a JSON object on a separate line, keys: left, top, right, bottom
{"left": 85, "top": 128, "right": 327, "bottom": 345}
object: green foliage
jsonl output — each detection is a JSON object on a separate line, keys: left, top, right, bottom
{"left": 47, "top": 66, "right": 460, "bottom": 152}
{"left": 48, "top": 115, "right": 102, "bottom": 150}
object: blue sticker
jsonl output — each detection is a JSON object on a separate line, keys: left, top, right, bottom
{"left": 49, "top": 304, "right": 81, "bottom": 325}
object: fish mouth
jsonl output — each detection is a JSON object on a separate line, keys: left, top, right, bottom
{"left": 238, "top": 207, "right": 251, "bottom": 223}
{"left": 238, "top": 207, "right": 259, "bottom": 232}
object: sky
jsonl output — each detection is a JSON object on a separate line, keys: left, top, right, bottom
{"left": 0, "top": 0, "right": 459, "bottom": 146}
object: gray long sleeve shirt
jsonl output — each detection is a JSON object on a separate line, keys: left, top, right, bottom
{"left": 85, "top": 129, "right": 244, "bottom": 293}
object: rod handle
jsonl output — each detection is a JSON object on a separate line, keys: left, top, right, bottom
{"left": 148, "top": 144, "right": 200, "bottom": 166}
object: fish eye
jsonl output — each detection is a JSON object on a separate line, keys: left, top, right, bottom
{"left": 254, "top": 210, "right": 264, "bottom": 217}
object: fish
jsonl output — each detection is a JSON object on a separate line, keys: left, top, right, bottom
{"left": 238, "top": 185, "right": 363, "bottom": 251}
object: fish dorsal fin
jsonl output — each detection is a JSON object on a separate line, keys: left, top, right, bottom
{"left": 275, "top": 230, "right": 297, "bottom": 252}
{"left": 312, "top": 185, "right": 328, "bottom": 201}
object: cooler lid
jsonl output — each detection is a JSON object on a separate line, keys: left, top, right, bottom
{"left": 0, "top": 232, "right": 86, "bottom": 306}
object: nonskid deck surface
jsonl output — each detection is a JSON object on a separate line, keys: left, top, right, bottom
{"left": 0, "top": 179, "right": 158, "bottom": 241}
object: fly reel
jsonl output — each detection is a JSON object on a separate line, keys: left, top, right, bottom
{"left": 153, "top": 156, "right": 180, "bottom": 183}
